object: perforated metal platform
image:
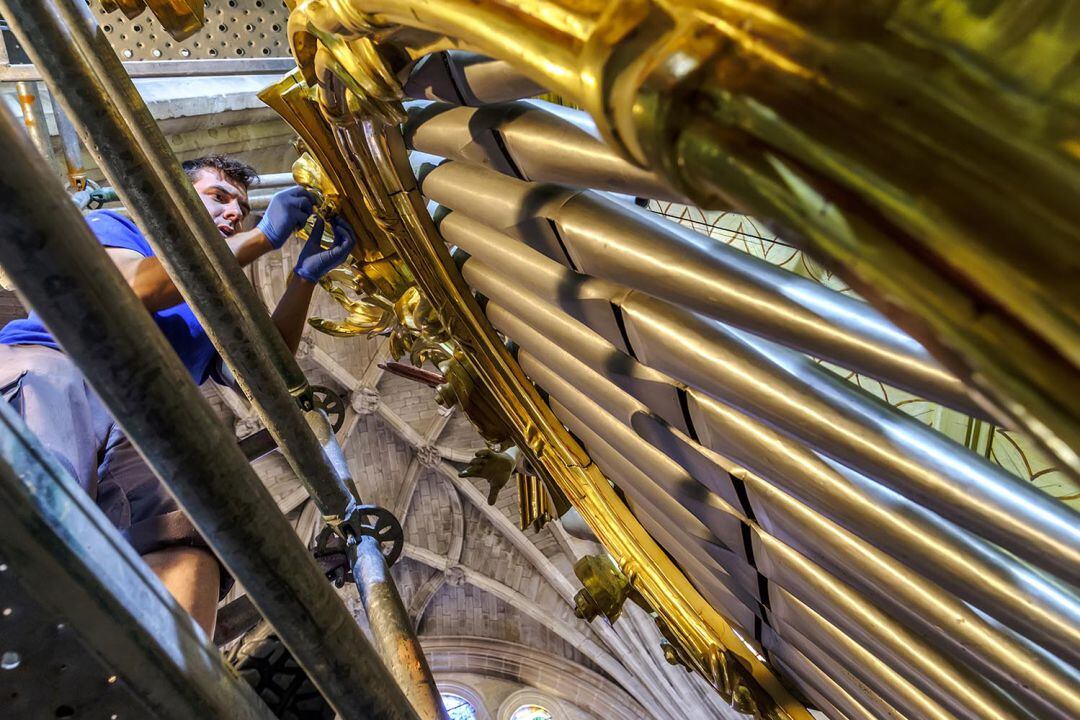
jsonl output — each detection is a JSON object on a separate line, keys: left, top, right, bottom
{"left": 0, "top": 400, "right": 274, "bottom": 720}
{"left": 94, "top": 0, "right": 289, "bottom": 62}
{"left": 1, "top": 0, "right": 294, "bottom": 80}
{"left": 0, "top": 560, "right": 153, "bottom": 720}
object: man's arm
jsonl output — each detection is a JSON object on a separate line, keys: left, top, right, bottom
{"left": 270, "top": 274, "right": 318, "bottom": 355}
{"left": 105, "top": 185, "right": 314, "bottom": 313}
{"left": 270, "top": 217, "right": 357, "bottom": 354}
{"left": 107, "top": 228, "right": 274, "bottom": 312}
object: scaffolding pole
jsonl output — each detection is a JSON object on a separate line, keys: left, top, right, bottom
{"left": 0, "top": 69, "right": 419, "bottom": 720}
{"left": 50, "top": 88, "right": 86, "bottom": 190}
{"left": 355, "top": 535, "right": 450, "bottom": 720}
{"left": 12, "top": 80, "right": 54, "bottom": 165}
{"left": 0, "top": 2, "right": 450, "bottom": 716}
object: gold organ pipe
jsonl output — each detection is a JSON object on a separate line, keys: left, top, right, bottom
{"left": 550, "top": 399, "right": 980, "bottom": 720}
{"left": 445, "top": 209, "right": 1080, "bottom": 601}
{"left": 403, "top": 100, "right": 682, "bottom": 201}
{"left": 402, "top": 50, "right": 546, "bottom": 106}
{"left": 267, "top": 6, "right": 1080, "bottom": 714}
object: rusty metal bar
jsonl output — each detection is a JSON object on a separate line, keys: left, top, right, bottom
{"left": 305, "top": 406, "right": 449, "bottom": 720}
{"left": 354, "top": 536, "right": 450, "bottom": 720}
{"left": 50, "top": 89, "right": 86, "bottom": 190}
{"left": 12, "top": 80, "right": 54, "bottom": 165}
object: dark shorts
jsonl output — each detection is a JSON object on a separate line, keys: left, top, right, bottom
{"left": 0, "top": 344, "right": 230, "bottom": 595}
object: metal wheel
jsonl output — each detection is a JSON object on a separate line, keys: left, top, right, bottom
{"left": 310, "top": 385, "right": 346, "bottom": 432}
{"left": 352, "top": 504, "right": 404, "bottom": 566}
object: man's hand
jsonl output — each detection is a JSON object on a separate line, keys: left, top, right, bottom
{"left": 270, "top": 216, "right": 357, "bottom": 354}
{"left": 257, "top": 186, "right": 315, "bottom": 249}
{"left": 294, "top": 217, "right": 357, "bottom": 283}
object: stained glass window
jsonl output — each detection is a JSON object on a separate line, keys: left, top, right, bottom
{"left": 510, "top": 705, "right": 553, "bottom": 720}
{"left": 442, "top": 693, "right": 477, "bottom": 720}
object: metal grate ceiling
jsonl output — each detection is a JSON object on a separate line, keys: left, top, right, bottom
{"left": 94, "top": 0, "right": 289, "bottom": 62}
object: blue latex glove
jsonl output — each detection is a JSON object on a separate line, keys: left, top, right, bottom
{"left": 294, "top": 217, "right": 357, "bottom": 283}
{"left": 257, "top": 186, "right": 316, "bottom": 249}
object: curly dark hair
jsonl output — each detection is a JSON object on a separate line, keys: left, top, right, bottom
{"left": 181, "top": 154, "right": 259, "bottom": 189}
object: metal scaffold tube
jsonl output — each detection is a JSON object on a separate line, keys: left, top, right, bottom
{"left": 0, "top": 104, "right": 418, "bottom": 720}
{"left": 49, "top": 87, "right": 87, "bottom": 190}
{"left": 0, "top": 0, "right": 355, "bottom": 523}
{"left": 306, "top": 406, "right": 449, "bottom": 720}
{"left": 0, "top": 2, "right": 445, "bottom": 715}
{"left": 12, "top": 81, "right": 54, "bottom": 165}
{"left": 354, "top": 536, "right": 450, "bottom": 720}
{"left": 422, "top": 159, "right": 987, "bottom": 418}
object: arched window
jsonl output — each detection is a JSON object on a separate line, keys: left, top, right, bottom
{"left": 509, "top": 705, "right": 552, "bottom": 720}
{"left": 442, "top": 693, "right": 478, "bottom": 720}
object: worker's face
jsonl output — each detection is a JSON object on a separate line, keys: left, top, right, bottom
{"left": 191, "top": 168, "right": 251, "bottom": 238}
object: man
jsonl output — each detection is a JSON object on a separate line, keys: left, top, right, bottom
{"left": 0, "top": 154, "right": 354, "bottom": 636}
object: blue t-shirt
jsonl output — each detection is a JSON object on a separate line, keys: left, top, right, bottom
{"left": 0, "top": 210, "right": 219, "bottom": 383}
